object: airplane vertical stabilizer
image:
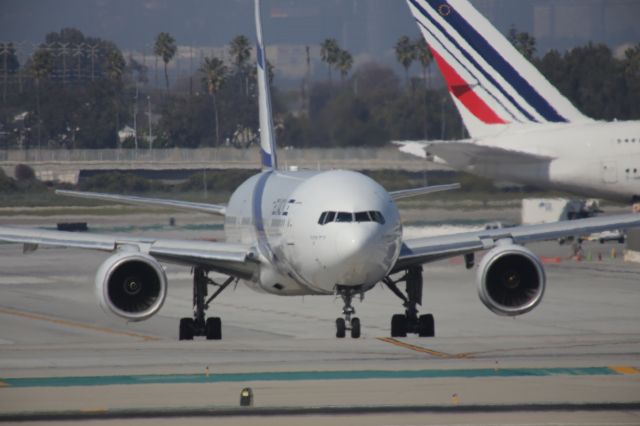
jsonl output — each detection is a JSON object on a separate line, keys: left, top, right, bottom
{"left": 255, "top": 0, "right": 278, "bottom": 171}
{"left": 406, "top": 0, "right": 591, "bottom": 138}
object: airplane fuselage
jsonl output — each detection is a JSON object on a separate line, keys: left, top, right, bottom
{"left": 224, "top": 170, "right": 403, "bottom": 295}
{"left": 454, "top": 121, "right": 640, "bottom": 202}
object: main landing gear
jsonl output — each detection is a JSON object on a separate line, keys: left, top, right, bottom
{"left": 335, "top": 286, "right": 361, "bottom": 339}
{"left": 383, "top": 266, "right": 435, "bottom": 337}
{"left": 179, "top": 267, "right": 235, "bottom": 341}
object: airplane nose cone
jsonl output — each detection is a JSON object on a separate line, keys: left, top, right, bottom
{"left": 334, "top": 225, "right": 386, "bottom": 285}
{"left": 336, "top": 226, "right": 371, "bottom": 261}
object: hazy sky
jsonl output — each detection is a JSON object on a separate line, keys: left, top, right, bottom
{"left": 2, "top": 1, "right": 639, "bottom": 50}
{"left": 1, "top": 0, "right": 639, "bottom": 82}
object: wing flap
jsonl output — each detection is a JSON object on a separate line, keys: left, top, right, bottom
{"left": 0, "top": 226, "right": 117, "bottom": 251}
{"left": 56, "top": 190, "right": 227, "bottom": 215}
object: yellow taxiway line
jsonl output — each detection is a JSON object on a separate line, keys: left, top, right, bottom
{"left": 610, "top": 365, "right": 640, "bottom": 375}
{"left": 0, "top": 307, "right": 158, "bottom": 341}
{"left": 377, "top": 337, "right": 471, "bottom": 359}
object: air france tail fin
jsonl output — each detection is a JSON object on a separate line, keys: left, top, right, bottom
{"left": 406, "top": 0, "right": 590, "bottom": 138}
{"left": 255, "top": 0, "right": 278, "bottom": 170}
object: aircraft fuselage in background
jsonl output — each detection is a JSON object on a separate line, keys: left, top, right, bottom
{"left": 404, "top": 0, "right": 640, "bottom": 204}
{"left": 430, "top": 121, "right": 640, "bottom": 202}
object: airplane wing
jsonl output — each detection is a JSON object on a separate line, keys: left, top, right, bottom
{"left": 392, "top": 213, "right": 640, "bottom": 272}
{"left": 425, "top": 141, "right": 553, "bottom": 166}
{"left": 0, "top": 226, "right": 256, "bottom": 279}
{"left": 56, "top": 190, "right": 227, "bottom": 216}
{"left": 390, "top": 183, "right": 460, "bottom": 200}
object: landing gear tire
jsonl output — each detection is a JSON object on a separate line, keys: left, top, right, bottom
{"left": 205, "top": 317, "right": 222, "bottom": 340}
{"left": 336, "top": 318, "right": 346, "bottom": 338}
{"left": 385, "top": 267, "right": 436, "bottom": 338}
{"left": 179, "top": 317, "right": 195, "bottom": 340}
{"left": 391, "top": 314, "right": 407, "bottom": 337}
{"left": 350, "top": 317, "right": 361, "bottom": 339}
{"left": 336, "top": 286, "right": 365, "bottom": 339}
{"left": 418, "top": 314, "right": 435, "bottom": 337}
{"left": 179, "top": 267, "right": 234, "bottom": 341}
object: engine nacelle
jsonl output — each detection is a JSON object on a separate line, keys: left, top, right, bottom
{"left": 476, "top": 243, "right": 546, "bottom": 316}
{"left": 95, "top": 251, "right": 168, "bottom": 321}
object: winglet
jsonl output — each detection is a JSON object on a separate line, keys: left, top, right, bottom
{"left": 255, "top": 0, "right": 278, "bottom": 171}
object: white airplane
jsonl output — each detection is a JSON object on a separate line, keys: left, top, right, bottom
{"left": 1, "top": 0, "right": 640, "bottom": 340}
{"left": 401, "top": 0, "right": 640, "bottom": 204}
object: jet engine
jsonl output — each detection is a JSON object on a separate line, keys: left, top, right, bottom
{"left": 476, "top": 243, "right": 546, "bottom": 316}
{"left": 95, "top": 251, "right": 168, "bottom": 321}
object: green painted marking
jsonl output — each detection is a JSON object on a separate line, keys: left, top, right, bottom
{"left": 0, "top": 367, "right": 621, "bottom": 389}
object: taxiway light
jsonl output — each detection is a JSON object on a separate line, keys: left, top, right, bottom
{"left": 240, "top": 387, "right": 253, "bottom": 407}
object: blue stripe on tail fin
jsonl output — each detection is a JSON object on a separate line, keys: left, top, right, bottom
{"left": 255, "top": 0, "right": 278, "bottom": 171}
{"left": 422, "top": 0, "right": 565, "bottom": 123}
{"left": 406, "top": 0, "right": 590, "bottom": 137}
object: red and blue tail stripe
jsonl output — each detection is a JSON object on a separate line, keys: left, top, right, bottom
{"left": 406, "top": 0, "right": 588, "bottom": 135}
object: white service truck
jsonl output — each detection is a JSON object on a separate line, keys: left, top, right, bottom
{"left": 521, "top": 198, "right": 600, "bottom": 225}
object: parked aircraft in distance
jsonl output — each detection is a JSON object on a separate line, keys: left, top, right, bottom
{"left": 400, "top": 0, "right": 640, "bottom": 204}
{"left": 1, "top": 0, "right": 640, "bottom": 340}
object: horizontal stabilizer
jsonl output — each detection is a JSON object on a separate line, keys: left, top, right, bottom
{"left": 426, "top": 141, "right": 553, "bottom": 166}
{"left": 390, "top": 183, "right": 460, "bottom": 200}
{"left": 56, "top": 190, "right": 226, "bottom": 216}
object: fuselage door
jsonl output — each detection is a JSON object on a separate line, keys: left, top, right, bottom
{"left": 602, "top": 159, "right": 617, "bottom": 184}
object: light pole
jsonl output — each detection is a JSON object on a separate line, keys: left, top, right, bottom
{"left": 147, "top": 95, "right": 153, "bottom": 152}
{"left": 133, "top": 83, "right": 138, "bottom": 153}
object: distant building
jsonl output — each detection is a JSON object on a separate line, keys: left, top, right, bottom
{"left": 473, "top": 0, "right": 640, "bottom": 54}
{"left": 118, "top": 125, "right": 136, "bottom": 144}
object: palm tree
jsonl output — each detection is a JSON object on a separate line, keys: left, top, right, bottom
{"left": 337, "top": 49, "right": 353, "bottom": 83}
{"left": 507, "top": 27, "right": 536, "bottom": 60}
{"left": 105, "top": 48, "right": 125, "bottom": 147}
{"left": 229, "top": 35, "right": 251, "bottom": 68}
{"left": 153, "top": 32, "right": 177, "bottom": 91}
{"left": 1, "top": 42, "right": 19, "bottom": 103}
{"left": 267, "top": 59, "right": 275, "bottom": 85}
{"left": 320, "top": 38, "right": 340, "bottom": 83}
{"left": 229, "top": 35, "right": 251, "bottom": 96}
{"left": 105, "top": 49, "right": 126, "bottom": 84}
{"left": 30, "top": 49, "right": 54, "bottom": 149}
{"left": 395, "top": 36, "right": 416, "bottom": 88}
{"left": 229, "top": 35, "right": 251, "bottom": 97}
{"left": 414, "top": 38, "right": 433, "bottom": 89}
{"left": 414, "top": 38, "right": 433, "bottom": 139}
{"left": 201, "top": 56, "right": 227, "bottom": 146}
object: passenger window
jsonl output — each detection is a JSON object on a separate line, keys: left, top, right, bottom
{"left": 336, "top": 212, "right": 353, "bottom": 222}
{"left": 318, "top": 212, "right": 327, "bottom": 225}
{"left": 355, "top": 211, "right": 372, "bottom": 222}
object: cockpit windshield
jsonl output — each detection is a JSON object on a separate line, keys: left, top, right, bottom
{"left": 318, "top": 211, "right": 385, "bottom": 225}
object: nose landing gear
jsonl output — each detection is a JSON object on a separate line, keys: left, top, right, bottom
{"left": 384, "top": 266, "right": 435, "bottom": 337}
{"left": 335, "top": 286, "right": 362, "bottom": 338}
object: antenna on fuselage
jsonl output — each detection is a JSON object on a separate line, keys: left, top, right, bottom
{"left": 255, "top": 0, "right": 278, "bottom": 171}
